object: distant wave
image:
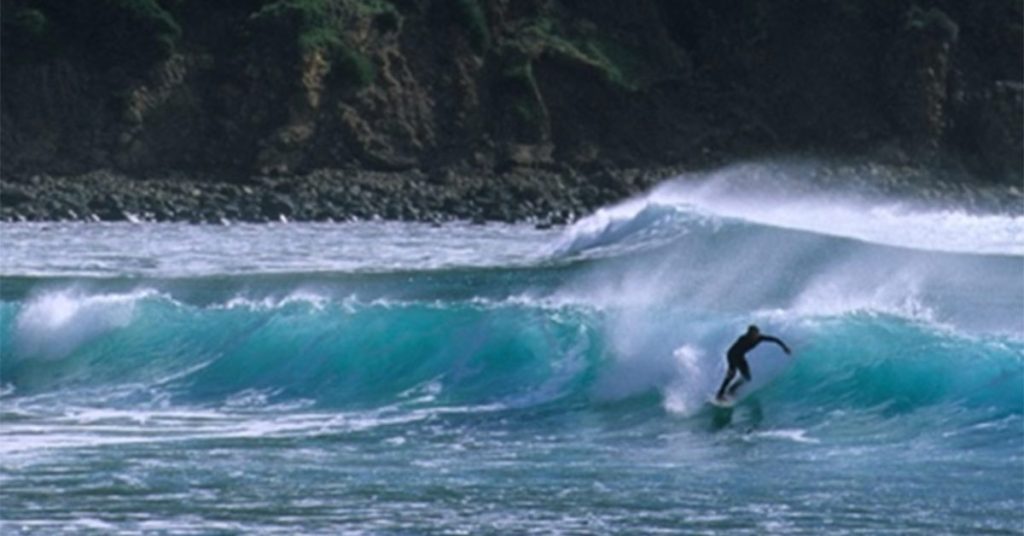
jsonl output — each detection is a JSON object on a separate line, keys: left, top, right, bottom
{"left": 557, "top": 163, "right": 1024, "bottom": 257}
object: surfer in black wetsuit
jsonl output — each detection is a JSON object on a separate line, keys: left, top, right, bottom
{"left": 716, "top": 325, "right": 791, "bottom": 401}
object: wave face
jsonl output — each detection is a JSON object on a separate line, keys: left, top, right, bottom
{"left": 2, "top": 166, "right": 1022, "bottom": 534}
{"left": 2, "top": 287, "right": 1020, "bottom": 416}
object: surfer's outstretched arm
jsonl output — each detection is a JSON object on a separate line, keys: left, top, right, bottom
{"left": 760, "top": 335, "right": 791, "bottom": 355}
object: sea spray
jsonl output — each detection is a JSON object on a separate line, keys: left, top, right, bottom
{"left": 662, "top": 345, "right": 718, "bottom": 415}
{"left": 13, "top": 288, "right": 154, "bottom": 360}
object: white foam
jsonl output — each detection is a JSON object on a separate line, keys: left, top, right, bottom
{"left": 789, "top": 267, "right": 937, "bottom": 322}
{"left": 662, "top": 345, "right": 719, "bottom": 416}
{"left": 560, "top": 161, "right": 1023, "bottom": 256}
{"left": 548, "top": 162, "right": 1022, "bottom": 336}
{"left": 13, "top": 289, "right": 160, "bottom": 360}
{"left": 649, "top": 164, "right": 1023, "bottom": 255}
{"left": 750, "top": 428, "right": 820, "bottom": 444}
{"left": 218, "top": 289, "right": 330, "bottom": 311}
{"left": 0, "top": 221, "right": 560, "bottom": 278}
{"left": 0, "top": 407, "right": 409, "bottom": 456}
{"left": 552, "top": 200, "right": 709, "bottom": 257}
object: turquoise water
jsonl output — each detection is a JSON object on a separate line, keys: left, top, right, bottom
{"left": 2, "top": 175, "right": 1022, "bottom": 534}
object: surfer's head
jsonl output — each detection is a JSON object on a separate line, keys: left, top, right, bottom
{"left": 747, "top": 325, "right": 760, "bottom": 336}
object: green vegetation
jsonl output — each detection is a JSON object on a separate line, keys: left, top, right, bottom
{"left": 13, "top": 7, "right": 48, "bottom": 37}
{"left": 107, "top": 0, "right": 181, "bottom": 64}
{"left": 451, "top": 0, "right": 490, "bottom": 53}
{"left": 251, "top": 0, "right": 382, "bottom": 88}
{"left": 578, "top": 37, "right": 651, "bottom": 90}
{"left": 2, "top": 0, "right": 382, "bottom": 86}
{"left": 333, "top": 43, "right": 376, "bottom": 88}
{"left": 252, "top": 0, "right": 339, "bottom": 52}
{"left": 516, "top": 17, "right": 653, "bottom": 91}
{"left": 2, "top": 0, "right": 181, "bottom": 70}
{"left": 2, "top": 8, "right": 53, "bottom": 62}
{"left": 496, "top": 57, "right": 546, "bottom": 137}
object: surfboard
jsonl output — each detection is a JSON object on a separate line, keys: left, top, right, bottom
{"left": 708, "top": 395, "right": 736, "bottom": 408}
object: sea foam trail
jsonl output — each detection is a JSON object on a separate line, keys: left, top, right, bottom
{"left": 0, "top": 221, "right": 560, "bottom": 278}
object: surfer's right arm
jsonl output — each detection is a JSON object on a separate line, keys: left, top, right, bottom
{"left": 760, "top": 335, "right": 791, "bottom": 355}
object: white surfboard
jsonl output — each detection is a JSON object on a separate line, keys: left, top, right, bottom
{"left": 708, "top": 395, "right": 737, "bottom": 408}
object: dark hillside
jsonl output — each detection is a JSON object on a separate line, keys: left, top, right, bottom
{"left": 1, "top": 0, "right": 1021, "bottom": 221}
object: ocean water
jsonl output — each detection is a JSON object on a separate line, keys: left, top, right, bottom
{"left": 2, "top": 169, "right": 1022, "bottom": 534}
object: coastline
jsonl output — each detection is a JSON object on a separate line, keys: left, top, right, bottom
{"left": 2, "top": 160, "right": 1020, "bottom": 225}
{"left": 0, "top": 166, "right": 664, "bottom": 226}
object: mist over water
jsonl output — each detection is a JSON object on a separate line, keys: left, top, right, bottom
{"left": 2, "top": 164, "right": 1022, "bottom": 534}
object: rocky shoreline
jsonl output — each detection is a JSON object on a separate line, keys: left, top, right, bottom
{"left": 2, "top": 162, "right": 1020, "bottom": 226}
{"left": 0, "top": 167, "right": 668, "bottom": 226}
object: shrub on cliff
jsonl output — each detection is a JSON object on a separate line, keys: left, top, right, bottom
{"left": 1, "top": 0, "right": 180, "bottom": 72}
{"left": 250, "top": 0, "right": 376, "bottom": 88}
{"left": 515, "top": 17, "right": 656, "bottom": 92}
{"left": 2, "top": 7, "right": 54, "bottom": 63}
{"left": 451, "top": 0, "right": 490, "bottom": 53}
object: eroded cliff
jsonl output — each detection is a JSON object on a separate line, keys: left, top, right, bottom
{"left": 2, "top": 1, "right": 1021, "bottom": 191}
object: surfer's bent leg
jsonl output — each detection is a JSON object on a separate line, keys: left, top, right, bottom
{"left": 716, "top": 366, "right": 737, "bottom": 400}
{"left": 727, "top": 358, "right": 752, "bottom": 396}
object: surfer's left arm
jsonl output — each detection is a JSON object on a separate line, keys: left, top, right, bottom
{"left": 760, "top": 335, "right": 792, "bottom": 355}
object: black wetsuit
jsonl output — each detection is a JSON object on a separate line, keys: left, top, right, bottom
{"left": 727, "top": 334, "right": 784, "bottom": 377}
{"left": 717, "top": 334, "right": 788, "bottom": 399}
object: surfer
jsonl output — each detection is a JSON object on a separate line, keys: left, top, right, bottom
{"left": 716, "top": 325, "right": 791, "bottom": 401}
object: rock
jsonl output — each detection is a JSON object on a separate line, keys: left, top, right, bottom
{"left": 2, "top": 186, "right": 33, "bottom": 206}
{"left": 884, "top": 6, "right": 958, "bottom": 156}
{"left": 261, "top": 193, "right": 295, "bottom": 218}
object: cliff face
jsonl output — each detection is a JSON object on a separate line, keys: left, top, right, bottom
{"left": 2, "top": 0, "right": 1021, "bottom": 184}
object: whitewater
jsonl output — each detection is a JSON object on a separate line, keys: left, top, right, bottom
{"left": 2, "top": 167, "right": 1022, "bottom": 534}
